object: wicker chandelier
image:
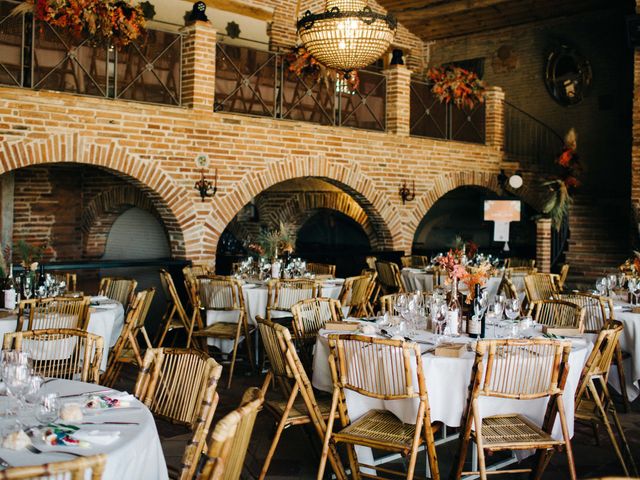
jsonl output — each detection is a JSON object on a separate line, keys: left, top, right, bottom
{"left": 296, "top": 0, "right": 397, "bottom": 72}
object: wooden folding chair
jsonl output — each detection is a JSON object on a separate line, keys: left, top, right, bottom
{"left": 504, "top": 258, "right": 536, "bottom": 269}
{"left": 98, "top": 277, "right": 137, "bottom": 310}
{"left": 155, "top": 269, "right": 194, "bottom": 347}
{"left": 375, "top": 260, "right": 406, "bottom": 295}
{"left": 557, "top": 264, "right": 570, "bottom": 291}
{"left": 256, "top": 317, "right": 346, "bottom": 480}
{"left": 134, "top": 348, "right": 223, "bottom": 480}
{"left": 527, "top": 299, "right": 585, "bottom": 331}
{"left": 401, "top": 255, "right": 430, "bottom": 268}
{"left": 101, "top": 288, "right": 155, "bottom": 387}
{"left": 306, "top": 262, "right": 336, "bottom": 277}
{"left": 198, "top": 387, "right": 264, "bottom": 480}
{"left": 339, "top": 273, "right": 376, "bottom": 317}
{"left": 266, "top": 278, "right": 318, "bottom": 323}
{"left": 524, "top": 273, "right": 558, "bottom": 302}
{"left": 0, "top": 454, "right": 106, "bottom": 479}
{"left": 17, "top": 296, "right": 90, "bottom": 331}
{"left": 4, "top": 328, "right": 103, "bottom": 384}
{"left": 319, "top": 335, "right": 440, "bottom": 480}
{"left": 290, "top": 297, "right": 342, "bottom": 370}
{"left": 574, "top": 320, "right": 638, "bottom": 477}
{"left": 451, "top": 339, "right": 576, "bottom": 479}
{"left": 191, "top": 275, "right": 254, "bottom": 389}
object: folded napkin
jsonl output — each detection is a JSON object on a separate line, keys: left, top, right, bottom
{"left": 42, "top": 426, "right": 89, "bottom": 448}
{"left": 73, "top": 429, "right": 120, "bottom": 446}
{"left": 85, "top": 392, "right": 135, "bottom": 410}
{"left": 360, "top": 324, "right": 376, "bottom": 335}
{"left": 91, "top": 295, "right": 110, "bottom": 302}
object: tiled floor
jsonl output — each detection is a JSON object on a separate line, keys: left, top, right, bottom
{"left": 116, "top": 362, "right": 640, "bottom": 479}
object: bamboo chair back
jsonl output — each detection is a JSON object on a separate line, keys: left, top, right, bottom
{"left": 196, "top": 276, "right": 245, "bottom": 311}
{"left": 3, "top": 328, "right": 103, "bottom": 383}
{"left": 328, "top": 334, "right": 425, "bottom": 400}
{"left": 267, "top": 279, "right": 318, "bottom": 317}
{"left": 378, "top": 293, "right": 398, "bottom": 314}
{"left": 0, "top": 454, "right": 106, "bottom": 479}
{"left": 134, "top": 347, "right": 222, "bottom": 480}
{"left": 375, "top": 260, "right": 405, "bottom": 295}
{"left": 306, "top": 262, "right": 336, "bottom": 277}
{"left": 338, "top": 274, "right": 373, "bottom": 316}
{"left": 505, "top": 258, "right": 536, "bottom": 269}
{"left": 51, "top": 272, "right": 77, "bottom": 292}
{"left": 257, "top": 317, "right": 293, "bottom": 380}
{"left": 558, "top": 264, "right": 570, "bottom": 291}
{"left": 98, "top": 277, "right": 137, "bottom": 309}
{"left": 401, "top": 255, "right": 430, "bottom": 268}
{"left": 500, "top": 275, "right": 519, "bottom": 300}
{"left": 474, "top": 339, "right": 571, "bottom": 399}
{"left": 291, "top": 297, "right": 342, "bottom": 344}
{"left": 528, "top": 299, "right": 585, "bottom": 331}
{"left": 185, "top": 264, "right": 211, "bottom": 279}
{"left": 524, "top": 273, "right": 558, "bottom": 302}
{"left": 577, "top": 321, "right": 623, "bottom": 394}
{"left": 200, "top": 387, "right": 264, "bottom": 480}
{"left": 365, "top": 256, "right": 377, "bottom": 270}
{"left": 554, "top": 293, "right": 609, "bottom": 333}
{"left": 17, "top": 296, "right": 90, "bottom": 331}
{"left": 505, "top": 266, "right": 537, "bottom": 275}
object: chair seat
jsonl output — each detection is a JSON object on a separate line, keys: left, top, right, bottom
{"left": 472, "top": 414, "right": 563, "bottom": 450}
{"left": 193, "top": 322, "right": 255, "bottom": 339}
{"left": 333, "top": 409, "right": 422, "bottom": 451}
{"left": 265, "top": 395, "right": 332, "bottom": 425}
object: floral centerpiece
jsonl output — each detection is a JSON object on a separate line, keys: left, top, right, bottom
{"left": 252, "top": 222, "right": 296, "bottom": 260}
{"left": 427, "top": 65, "right": 486, "bottom": 109}
{"left": 13, "top": 0, "right": 146, "bottom": 49}
{"left": 16, "top": 239, "right": 47, "bottom": 272}
{"left": 620, "top": 251, "right": 640, "bottom": 276}
{"left": 437, "top": 248, "right": 490, "bottom": 303}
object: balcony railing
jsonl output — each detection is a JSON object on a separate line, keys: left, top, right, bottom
{"left": 410, "top": 78, "right": 486, "bottom": 144}
{"left": 215, "top": 42, "right": 386, "bottom": 132}
{"left": 0, "top": 0, "right": 182, "bottom": 106}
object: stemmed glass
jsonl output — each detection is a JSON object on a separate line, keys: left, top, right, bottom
{"left": 431, "top": 298, "right": 447, "bottom": 342}
{"left": 487, "top": 300, "right": 504, "bottom": 338}
{"left": 596, "top": 278, "right": 607, "bottom": 296}
{"left": 628, "top": 278, "right": 637, "bottom": 304}
{"left": 3, "top": 363, "right": 31, "bottom": 410}
{"left": 22, "top": 276, "right": 33, "bottom": 301}
{"left": 634, "top": 282, "right": 640, "bottom": 306}
{"left": 393, "top": 294, "right": 409, "bottom": 335}
{"left": 504, "top": 298, "right": 521, "bottom": 337}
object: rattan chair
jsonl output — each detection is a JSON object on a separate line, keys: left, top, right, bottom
{"left": 266, "top": 278, "right": 318, "bottom": 323}
{"left": 155, "top": 269, "right": 195, "bottom": 347}
{"left": 400, "top": 255, "right": 430, "bottom": 268}
{"left": 574, "top": 320, "right": 638, "bottom": 477}
{"left": 557, "top": 263, "right": 570, "bottom": 291}
{"left": 504, "top": 258, "right": 536, "bottom": 269}
{"left": 256, "top": 317, "right": 347, "bottom": 480}
{"left": 4, "top": 328, "right": 103, "bottom": 384}
{"left": 17, "top": 296, "right": 90, "bottom": 332}
{"left": 134, "top": 347, "right": 223, "bottom": 480}
{"left": 192, "top": 275, "right": 254, "bottom": 389}
{"left": 338, "top": 273, "right": 376, "bottom": 317}
{"left": 0, "top": 454, "right": 106, "bottom": 479}
{"left": 451, "top": 339, "right": 576, "bottom": 479}
{"left": 198, "top": 387, "right": 264, "bottom": 480}
{"left": 527, "top": 299, "right": 585, "bottom": 331}
{"left": 524, "top": 273, "right": 559, "bottom": 302}
{"left": 306, "top": 262, "right": 336, "bottom": 277}
{"left": 101, "top": 288, "right": 155, "bottom": 387}
{"left": 375, "top": 260, "right": 406, "bottom": 295}
{"left": 319, "top": 335, "right": 440, "bottom": 480}
{"left": 98, "top": 277, "right": 137, "bottom": 310}
{"left": 291, "top": 297, "right": 342, "bottom": 367}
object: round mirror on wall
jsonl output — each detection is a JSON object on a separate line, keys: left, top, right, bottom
{"left": 544, "top": 44, "right": 592, "bottom": 106}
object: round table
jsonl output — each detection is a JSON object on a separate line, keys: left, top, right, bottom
{"left": 0, "top": 379, "right": 168, "bottom": 480}
{"left": 0, "top": 297, "right": 125, "bottom": 371}
{"left": 608, "top": 300, "right": 640, "bottom": 401}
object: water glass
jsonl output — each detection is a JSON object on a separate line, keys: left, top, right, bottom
{"left": 35, "top": 393, "right": 59, "bottom": 424}
{"left": 505, "top": 298, "right": 520, "bottom": 321}
{"left": 4, "top": 364, "right": 31, "bottom": 407}
{"left": 596, "top": 278, "right": 607, "bottom": 296}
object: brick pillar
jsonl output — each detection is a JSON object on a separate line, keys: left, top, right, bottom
{"left": 181, "top": 21, "right": 217, "bottom": 111}
{"left": 632, "top": 48, "right": 640, "bottom": 219}
{"left": 384, "top": 64, "right": 411, "bottom": 136}
{"left": 484, "top": 86, "right": 505, "bottom": 149}
{"left": 536, "top": 218, "right": 552, "bottom": 273}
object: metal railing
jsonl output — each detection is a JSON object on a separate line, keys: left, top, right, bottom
{"left": 214, "top": 42, "right": 387, "bottom": 132}
{"left": 409, "top": 78, "right": 486, "bottom": 144}
{"left": 0, "top": 0, "right": 182, "bottom": 106}
{"left": 504, "top": 101, "right": 564, "bottom": 171}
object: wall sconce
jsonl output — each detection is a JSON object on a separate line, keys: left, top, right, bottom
{"left": 399, "top": 180, "right": 415, "bottom": 205}
{"left": 194, "top": 154, "right": 217, "bottom": 201}
{"left": 497, "top": 169, "right": 524, "bottom": 191}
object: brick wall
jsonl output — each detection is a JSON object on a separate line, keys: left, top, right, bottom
{"left": 0, "top": 22, "right": 542, "bottom": 267}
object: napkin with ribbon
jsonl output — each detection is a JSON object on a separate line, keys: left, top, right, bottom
{"left": 85, "top": 392, "right": 135, "bottom": 410}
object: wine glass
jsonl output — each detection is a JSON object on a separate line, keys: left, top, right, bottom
{"left": 596, "top": 278, "right": 607, "bottom": 296}
{"left": 634, "top": 282, "right": 640, "bottom": 306}
{"left": 22, "top": 276, "right": 33, "bottom": 300}
{"left": 487, "top": 300, "right": 504, "bottom": 338}
{"left": 432, "top": 301, "right": 448, "bottom": 343}
{"left": 4, "top": 363, "right": 31, "bottom": 409}
{"left": 505, "top": 298, "right": 520, "bottom": 321}
{"left": 394, "top": 294, "right": 409, "bottom": 321}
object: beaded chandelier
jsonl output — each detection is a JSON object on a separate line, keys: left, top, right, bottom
{"left": 296, "top": 0, "right": 397, "bottom": 72}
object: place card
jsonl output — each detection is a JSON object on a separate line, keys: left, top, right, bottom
{"left": 324, "top": 321, "right": 359, "bottom": 331}
{"left": 542, "top": 326, "right": 583, "bottom": 337}
{"left": 434, "top": 342, "right": 466, "bottom": 358}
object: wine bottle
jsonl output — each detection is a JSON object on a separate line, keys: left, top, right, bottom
{"left": 447, "top": 279, "right": 461, "bottom": 336}
{"left": 3, "top": 264, "right": 16, "bottom": 310}
{"left": 467, "top": 284, "right": 481, "bottom": 338}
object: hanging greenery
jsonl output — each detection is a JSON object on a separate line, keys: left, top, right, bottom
{"left": 427, "top": 65, "right": 486, "bottom": 109}
{"left": 285, "top": 46, "right": 360, "bottom": 92}
{"left": 541, "top": 179, "right": 571, "bottom": 231}
{"left": 13, "top": 0, "right": 146, "bottom": 49}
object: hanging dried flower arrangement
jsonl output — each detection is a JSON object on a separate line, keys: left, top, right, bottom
{"left": 286, "top": 46, "right": 360, "bottom": 92}
{"left": 427, "top": 65, "right": 486, "bottom": 109}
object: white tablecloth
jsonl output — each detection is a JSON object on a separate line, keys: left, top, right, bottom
{"left": 609, "top": 301, "right": 640, "bottom": 401}
{"left": 313, "top": 329, "right": 588, "bottom": 440}
{"left": 0, "top": 379, "right": 168, "bottom": 480}
{"left": 0, "top": 296, "right": 125, "bottom": 371}
{"left": 401, "top": 268, "right": 439, "bottom": 292}
{"left": 207, "top": 279, "right": 344, "bottom": 353}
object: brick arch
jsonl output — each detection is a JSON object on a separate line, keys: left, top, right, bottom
{"left": 407, "top": 170, "right": 541, "bottom": 246}
{"left": 263, "top": 191, "right": 379, "bottom": 249}
{"left": 81, "top": 186, "right": 168, "bottom": 258}
{"left": 0, "top": 133, "right": 195, "bottom": 259}
{"left": 207, "top": 156, "right": 399, "bottom": 256}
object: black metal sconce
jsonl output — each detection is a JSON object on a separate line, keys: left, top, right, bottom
{"left": 195, "top": 168, "right": 217, "bottom": 201}
{"left": 399, "top": 180, "right": 415, "bottom": 205}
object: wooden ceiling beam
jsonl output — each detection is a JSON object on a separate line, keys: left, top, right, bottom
{"left": 390, "top": 0, "right": 513, "bottom": 19}
{"left": 187, "top": 0, "right": 274, "bottom": 22}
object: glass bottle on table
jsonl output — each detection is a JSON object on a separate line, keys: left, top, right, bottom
{"left": 3, "top": 265, "right": 15, "bottom": 311}
{"left": 447, "top": 279, "right": 461, "bottom": 336}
